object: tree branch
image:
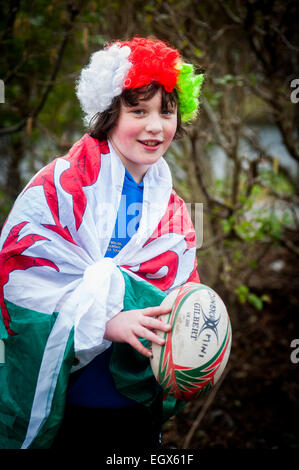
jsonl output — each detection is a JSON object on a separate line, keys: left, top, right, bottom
{"left": 30, "top": 1, "right": 83, "bottom": 122}
{"left": 0, "top": 0, "right": 83, "bottom": 137}
{"left": 201, "top": 96, "right": 230, "bottom": 151}
{"left": 278, "top": 236, "right": 299, "bottom": 257}
{"left": 1, "top": 0, "right": 21, "bottom": 42}
{"left": 190, "top": 133, "right": 231, "bottom": 212}
{"left": 200, "top": 232, "right": 231, "bottom": 250}
{"left": 242, "top": 129, "right": 298, "bottom": 189}
{"left": 182, "top": 366, "right": 231, "bottom": 448}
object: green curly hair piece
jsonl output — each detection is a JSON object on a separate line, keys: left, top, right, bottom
{"left": 176, "top": 63, "right": 204, "bottom": 122}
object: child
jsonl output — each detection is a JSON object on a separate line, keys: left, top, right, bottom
{"left": 0, "top": 37, "right": 204, "bottom": 450}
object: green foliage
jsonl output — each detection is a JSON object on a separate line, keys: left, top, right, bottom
{"left": 215, "top": 74, "right": 243, "bottom": 87}
{"left": 258, "top": 169, "right": 295, "bottom": 196}
{"left": 214, "top": 179, "right": 231, "bottom": 200}
{"left": 215, "top": 167, "right": 296, "bottom": 244}
{"left": 235, "top": 284, "right": 270, "bottom": 311}
{"left": 233, "top": 211, "right": 283, "bottom": 242}
{"left": 204, "top": 88, "right": 222, "bottom": 108}
{"left": 221, "top": 216, "right": 235, "bottom": 234}
{"left": 0, "top": 190, "right": 13, "bottom": 228}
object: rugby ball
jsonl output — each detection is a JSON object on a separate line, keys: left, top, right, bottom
{"left": 150, "top": 283, "right": 232, "bottom": 401}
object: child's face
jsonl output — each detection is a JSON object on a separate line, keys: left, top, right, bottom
{"left": 109, "top": 88, "right": 177, "bottom": 184}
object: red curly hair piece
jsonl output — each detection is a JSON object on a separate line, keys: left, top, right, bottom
{"left": 118, "top": 37, "right": 180, "bottom": 92}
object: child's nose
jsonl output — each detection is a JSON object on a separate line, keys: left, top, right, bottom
{"left": 145, "top": 115, "right": 163, "bottom": 134}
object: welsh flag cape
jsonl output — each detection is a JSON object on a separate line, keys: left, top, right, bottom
{"left": 0, "top": 134, "right": 199, "bottom": 449}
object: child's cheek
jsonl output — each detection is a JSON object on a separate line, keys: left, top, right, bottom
{"left": 117, "top": 124, "right": 142, "bottom": 143}
{"left": 166, "top": 123, "right": 177, "bottom": 144}
{"left": 126, "top": 123, "right": 143, "bottom": 138}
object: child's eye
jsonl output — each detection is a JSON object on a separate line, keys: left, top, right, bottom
{"left": 162, "top": 108, "right": 175, "bottom": 116}
{"left": 132, "top": 109, "right": 144, "bottom": 115}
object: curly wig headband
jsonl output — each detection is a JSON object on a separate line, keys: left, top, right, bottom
{"left": 76, "top": 37, "right": 204, "bottom": 125}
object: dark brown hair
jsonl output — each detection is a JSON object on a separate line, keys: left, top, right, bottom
{"left": 88, "top": 83, "right": 185, "bottom": 141}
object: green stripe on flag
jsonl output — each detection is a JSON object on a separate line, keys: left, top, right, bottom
{"left": 0, "top": 300, "right": 58, "bottom": 449}
{"left": 29, "top": 326, "right": 74, "bottom": 449}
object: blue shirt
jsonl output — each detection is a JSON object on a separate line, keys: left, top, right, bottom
{"left": 66, "top": 169, "right": 144, "bottom": 408}
{"left": 105, "top": 169, "right": 144, "bottom": 258}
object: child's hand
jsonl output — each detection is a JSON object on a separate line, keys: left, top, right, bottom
{"left": 104, "top": 305, "right": 172, "bottom": 357}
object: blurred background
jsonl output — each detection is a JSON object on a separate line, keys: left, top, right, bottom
{"left": 1, "top": 0, "right": 298, "bottom": 449}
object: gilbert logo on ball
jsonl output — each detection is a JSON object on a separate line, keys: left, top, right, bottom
{"left": 150, "top": 283, "right": 232, "bottom": 401}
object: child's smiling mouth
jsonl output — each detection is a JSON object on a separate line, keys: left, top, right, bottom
{"left": 138, "top": 139, "right": 163, "bottom": 148}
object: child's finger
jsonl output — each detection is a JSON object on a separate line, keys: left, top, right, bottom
{"left": 129, "top": 335, "right": 153, "bottom": 358}
{"left": 141, "top": 316, "right": 171, "bottom": 331}
{"left": 136, "top": 326, "right": 166, "bottom": 347}
{"left": 143, "top": 305, "right": 172, "bottom": 316}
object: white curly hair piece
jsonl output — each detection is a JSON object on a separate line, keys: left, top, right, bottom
{"left": 76, "top": 44, "right": 132, "bottom": 126}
